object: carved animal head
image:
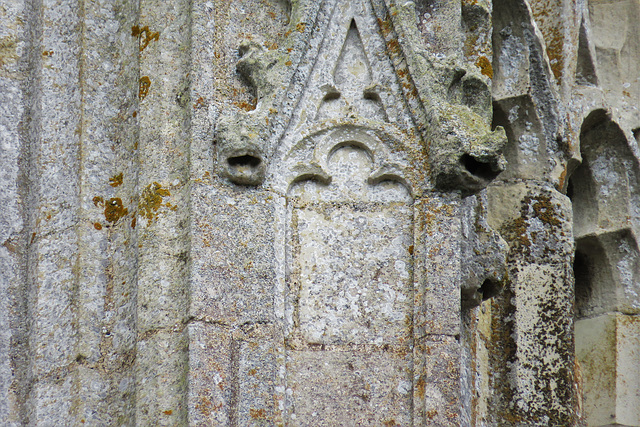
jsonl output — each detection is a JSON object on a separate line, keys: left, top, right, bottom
{"left": 216, "top": 113, "right": 267, "bottom": 186}
{"left": 430, "top": 104, "right": 507, "bottom": 194}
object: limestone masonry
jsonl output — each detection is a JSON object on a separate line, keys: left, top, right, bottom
{"left": 1, "top": 0, "right": 639, "bottom": 425}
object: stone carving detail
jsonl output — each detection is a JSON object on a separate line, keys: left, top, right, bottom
{"left": 216, "top": 0, "right": 507, "bottom": 193}
{"left": 213, "top": 0, "right": 509, "bottom": 423}
{"left": 216, "top": 41, "right": 281, "bottom": 185}
{"left": 461, "top": 193, "right": 508, "bottom": 309}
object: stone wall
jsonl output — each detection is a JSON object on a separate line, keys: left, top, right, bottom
{"left": 0, "top": 0, "right": 638, "bottom": 425}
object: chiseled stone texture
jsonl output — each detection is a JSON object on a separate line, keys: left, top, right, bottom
{"left": 2, "top": 0, "right": 640, "bottom": 425}
{"left": 286, "top": 348, "right": 413, "bottom": 426}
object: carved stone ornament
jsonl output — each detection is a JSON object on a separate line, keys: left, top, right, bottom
{"left": 216, "top": 0, "right": 507, "bottom": 194}
{"left": 214, "top": 1, "right": 508, "bottom": 422}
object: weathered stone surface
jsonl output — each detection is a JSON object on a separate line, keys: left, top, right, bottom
{"left": 576, "top": 313, "right": 640, "bottom": 427}
{"left": 416, "top": 336, "right": 461, "bottom": 426}
{"left": 2, "top": 0, "right": 640, "bottom": 425}
{"left": 286, "top": 349, "right": 413, "bottom": 426}
{"left": 414, "top": 194, "right": 462, "bottom": 337}
{"left": 191, "top": 185, "right": 277, "bottom": 324}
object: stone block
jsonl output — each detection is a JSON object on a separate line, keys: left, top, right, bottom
{"left": 235, "top": 323, "right": 283, "bottom": 426}
{"left": 136, "top": 329, "right": 189, "bottom": 426}
{"left": 576, "top": 313, "right": 640, "bottom": 427}
{"left": 511, "top": 262, "right": 577, "bottom": 423}
{"left": 414, "top": 195, "right": 461, "bottom": 336}
{"left": 188, "top": 323, "right": 233, "bottom": 427}
{"left": 415, "top": 335, "right": 461, "bottom": 426}
{"left": 190, "top": 185, "right": 278, "bottom": 324}
{"left": 487, "top": 182, "right": 574, "bottom": 264}
{"left": 286, "top": 349, "right": 412, "bottom": 426}
{"left": 188, "top": 321, "right": 283, "bottom": 426}
{"left": 290, "top": 202, "right": 413, "bottom": 345}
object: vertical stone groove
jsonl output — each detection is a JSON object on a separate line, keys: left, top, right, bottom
{"left": 135, "top": 0, "right": 192, "bottom": 424}
{"left": 23, "top": 0, "right": 83, "bottom": 423}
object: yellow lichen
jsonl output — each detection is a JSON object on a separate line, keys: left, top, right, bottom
{"left": 138, "top": 182, "right": 171, "bottom": 225}
{"left": 139, "top": 76, "right": 151, "bottom": 100}
{"left": 109, "top": 173, "right": 123, "bottom": 187}
{"left": 475, "top": 56, "right": 493, "bottom": 79}
{"left": 131, "top": 25, "right": 159, "bottom": 52}
{"left": 104, "top": 197, "right": 129, "bottom": 223}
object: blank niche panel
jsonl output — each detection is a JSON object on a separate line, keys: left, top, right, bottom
{"left": 287, "top": 141, "right": 413, "bottom": 346}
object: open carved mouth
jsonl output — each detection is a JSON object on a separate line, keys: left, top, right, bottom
{"left": 460, "top": 154, "right": 501, "bottom": 182}
{"left": 227, "top": 154, "right": 262, "bottom": 169}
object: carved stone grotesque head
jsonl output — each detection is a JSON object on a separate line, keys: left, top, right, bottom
{"left": 216, "top": 113, "right": 267, "bottom": 186}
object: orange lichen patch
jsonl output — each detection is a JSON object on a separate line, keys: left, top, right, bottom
{"left": 233, "top": 98, "right": 257, "bottom": 112}
{"left": 131, "top": 217, "right": 136, "bottom": 229}
{"left": 163, "top": 410, "right": 173, "bottom": 415}
{"left": 475, "top": 55, "right": 493, "bottom": 79}
{"left": 93, "top": 196, "right": 104, "bottom": 207}
{"left": 296, "top": 22, "right": 306, "bottom": 33}
{"left": 250, "top": 408, "right": 267, "bottom": 420}
{"left": 104, "top": 197, "right": 129, "bottom": 223}
{"left": 193, "top": 171, "right": 212, "bottom": 185}
{"left": 426, "top": 409, "right": 438, "bottom": 419}
{"left": 556, "top": 167, "right": 568, "bottom": 192}
{"left": 93, "top": 222, "right": 103, "bottom": 230}
{"left": 285, "top": 60, "right": 292, "bottom": 66}
{"left": 530, "top": 3, "right": 564, "bottom": 82}
{"left": 544, "top": 28, "right": 564, "bottom": 82}
{"left": 194, "top": 96, "right": 207, "bottom": 110}
{"left": 386, "top": 38, "right": 401, "bottom": 54}
{"left": 139, "top": 182, "right": 171, "bottom": 226}
{"left": 42, "top": 50, "right": 54, "bottom": 57}
{"left": 131, "top": 25, "right": 159, "bottom": 52}
{"left": 415, "top": 376, "right": 426, "bottom": 399}
{"left": 530, "top": 195, "right": 561, "bottom": 227}
{"left": 377, "top": 17, "right": 392, "bottom": 37}
{"left": 464, "top": 32, "right": 480, "bottom": 58}
{"left": 109, "top": 172, "right": 123, "bottom": 187}
{"left": 139, "top": 76, "right": 151, "bottom": 100}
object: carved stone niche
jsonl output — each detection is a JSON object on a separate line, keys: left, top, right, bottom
{"left": 215, "top": 0, "right": 507, "bottom": 423}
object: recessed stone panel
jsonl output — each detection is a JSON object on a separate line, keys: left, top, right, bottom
{"left": 291, "top": 203, "right": 413, "bottom": 345}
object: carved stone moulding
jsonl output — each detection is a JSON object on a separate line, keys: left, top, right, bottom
{"left": 215, "top": 0, "right": 507, "bottom": 196}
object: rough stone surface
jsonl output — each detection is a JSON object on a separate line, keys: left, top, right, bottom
{"left": 2, "top": 0, "right": 640, "bottom": 425}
